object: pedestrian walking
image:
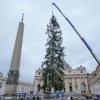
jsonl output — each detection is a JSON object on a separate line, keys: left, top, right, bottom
{"left": 71, "top": 96, "right": 73, "bottom": 100}
{"left": 67, "top": 96, "right": 71, "bottom": 100}
{"left": 33, "top": 96, "right": 35, "bottom": 100}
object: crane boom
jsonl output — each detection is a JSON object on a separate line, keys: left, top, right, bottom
{"left": 52, "top": 3, "right": 100, "bottom": 65}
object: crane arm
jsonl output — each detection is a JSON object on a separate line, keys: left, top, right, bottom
{"left": 52, "top": 3, "right": 100, "bottom": 65}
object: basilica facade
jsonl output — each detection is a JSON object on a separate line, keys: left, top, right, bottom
{"left": 34, "top": 63, "right": 89, "bottom": 94}
{"left": 64, "top": 63, "right": 88, "bottom": 93}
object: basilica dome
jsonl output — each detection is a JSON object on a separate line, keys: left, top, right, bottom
{"left": 64, "top": 62, "right": 71, "bottom": 70}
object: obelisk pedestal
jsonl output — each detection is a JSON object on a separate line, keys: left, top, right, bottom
{"left": 4, "top": 15, "right": 24, "bottom": 100}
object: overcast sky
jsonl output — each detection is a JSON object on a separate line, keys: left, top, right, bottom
{"left": 0, "top": 0, "right": 100, "bottom": 83}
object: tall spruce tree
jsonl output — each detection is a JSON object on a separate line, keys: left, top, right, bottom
{"left": 43, "top": 15, "right": 65, "bottom": 91}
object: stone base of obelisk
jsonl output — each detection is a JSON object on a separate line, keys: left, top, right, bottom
{"left": 3, "top": 96, "right": 17, "bottom": 100}
{"left": 4, "top": 71, "right": 19, "bottom": 100}
{"left": 4, "top": 85, "right": 17, "bottom": 97}
{"left": 4, "top": 84, "right": 17, "bottom": 100}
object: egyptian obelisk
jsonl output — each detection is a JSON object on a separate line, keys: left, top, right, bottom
{"left": 4, "top": 15, "right": 24, "bottom": 99}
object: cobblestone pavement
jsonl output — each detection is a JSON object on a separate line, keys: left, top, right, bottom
{"left": 31, "top": 92, "right": 94, "bottom": 100}
{"left": 43, "top": 97, "right": 94, "bottom": 100}
{"left": 42, "top": 94, "right": 94, "bottom": 100}
{"left": 43, "top": 96, "right": 94, "bottom": 100}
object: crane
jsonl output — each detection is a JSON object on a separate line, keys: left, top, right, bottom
{"left": 52, "top": 3, "right": 100, "bottom": 65}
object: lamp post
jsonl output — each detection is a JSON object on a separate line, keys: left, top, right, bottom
{"left": 47, "top": 73, "right": 49, "bottom": 89}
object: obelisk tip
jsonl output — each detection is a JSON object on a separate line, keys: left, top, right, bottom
{"left": 21, "top": 13, "right": 24, "bottom": 22}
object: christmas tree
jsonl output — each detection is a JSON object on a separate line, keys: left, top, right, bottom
{"left": 43, "top": 15, "right": 65, "bottom": 91}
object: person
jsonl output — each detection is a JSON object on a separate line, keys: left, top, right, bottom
{"left": 20, "top": 96, "right": 23, "bottom": 100}
{"left": 71, "top": 96, "right": 73, "bottom": 100}
{"left": 32, "top": 96, "right": 35, "bottom": 100}
{"left": 67, "top": 96, "right": 71, "bottom": 100}
{"left": 37, "top": 96, "right": 40, "bottom": 100}
{"left": 20, "top": 96, "right": 24, "bottom": 100}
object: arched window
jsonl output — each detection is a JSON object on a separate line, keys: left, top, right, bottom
{"left": 37, "top": 84, "right": 41, "bottom": 92}
{"left": 38, "top": 72, "right": 40, "bottom": 75}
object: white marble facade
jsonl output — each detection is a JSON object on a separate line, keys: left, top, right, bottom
{"left": 0, "top": 73, "right": 6, "bottom": 96}
{"left": 34, "top": 63, "right": 88, "bottom": 94}
{"left": 64, "top": 64, "right": 88, "bottom": 93}
{"left": 34, "top": 68, "right": 43, "bottom": 93}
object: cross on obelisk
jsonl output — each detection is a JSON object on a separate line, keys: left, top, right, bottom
{"left": 4, "top": 14, "right": 24, "bottom": 99}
